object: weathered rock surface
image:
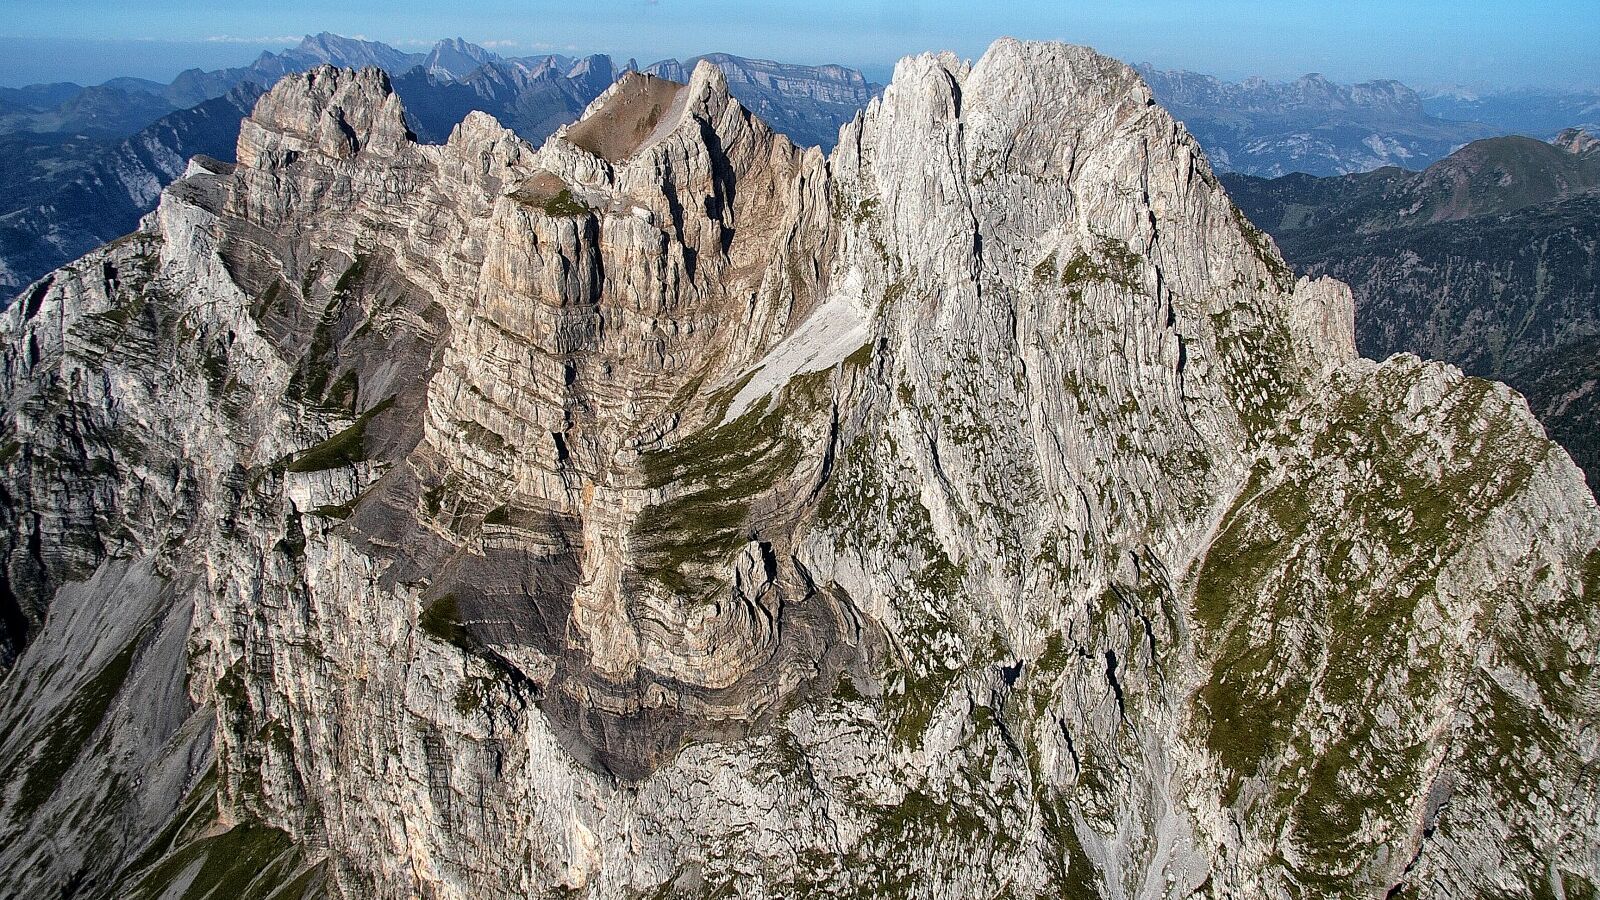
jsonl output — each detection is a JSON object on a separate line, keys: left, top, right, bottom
{"left": 0, "top": 41, "right": 882, "bottom": 301}
{"left": 0, "top": 40, "right": 1596, "bottom": 900}
{"left": 1223, "top": 130, "right": 1600, "bottom": 493}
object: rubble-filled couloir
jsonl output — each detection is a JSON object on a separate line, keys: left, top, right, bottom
{"left": 0, "top": 39, "right": 1595, "bottom": 900}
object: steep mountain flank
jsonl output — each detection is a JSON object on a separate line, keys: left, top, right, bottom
{"left": 0, "top": 42, "right": 1596, "bottom": 900}
{"left": 1224, "top": 131, "right": 1600, "bottom": 491}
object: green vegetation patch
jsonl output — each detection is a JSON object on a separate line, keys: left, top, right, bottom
{"left": 122, "top": 821, "right": 309, "bottom": 900}
{"left": 1193, "top": 469, "right": 1307, "bottom": 631}
{"left": 287, "top": 254, "right": 366, "bottom": 406}
{"left": 829, "top": 188, "right": 880, "bottom": 228}
{"left": 841, "top": 781, "right": 1028, "bottom": 898}
{"left": 323, "top": 370, "right": 359, "bottom": 415}
{"left": 331, "top": 255, "right": 368, "bottom": 296}
{"left": 286, "top": 396, "right": 395, "bottom": 473}
{"left": 1032, "top": 250, "right": 1058, "bottom": 283}
{"left": 629, "top": 376, "right": 825, "bottom": 599}
{"left": 121, "top": 767, "right": 220, "bottom": 878}
{"left": 419, "top": 594, "right": 472, "bottom": 651}
{"left": 1286, "top": 727, "right": 1428, "bottom": 887}
{"left": 455, "top": 419, "right": 508, "bottom": 453}
{"left": 1057, "top": 235, "right": 1144, "bottom": 299}
{"left": 814, "top": 431, "right": 980, "bottom": 747}
{"left": 1033, "top": 790, "right": 1103, "bottom": 898}
{"left": 307, "top": 497, "right": 358, "bottom": 520}
{"left": 850, "top": 196, "right": 878, "bottom": 226}
{"left": 843, "top": 340, "right": 874, "bottom": 370}
{"left": 1208, "top": 306, "right": 1302, "bottom": 442}
{"left": 540, "top": 189, "right": 591, "bottom": 217}
{"left": 1231, "top": 202, "right": 1295, "bottom": 289}
{"left": 451, "top": 674, "right": 504, "bottom": 716}
{"left": 1190, "top": 364, "right": 1557, "bottom": 884}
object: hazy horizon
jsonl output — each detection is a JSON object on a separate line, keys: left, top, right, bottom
{"left": 1, "top": 0, "right": 1598, "bottom": 93}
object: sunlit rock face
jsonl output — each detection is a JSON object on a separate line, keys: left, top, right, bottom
{"left": 0, "top": 40, "right": 1595, "bottom": 900}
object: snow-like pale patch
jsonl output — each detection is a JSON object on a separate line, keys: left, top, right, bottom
{"left": 633, "top": 80, "right": 693, "bottom": 158}
{"left": 722, "top": 269, "right": 870, "bottom": 422}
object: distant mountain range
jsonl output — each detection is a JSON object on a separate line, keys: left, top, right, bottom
{"left": 1137, "top": 66, "right": 1497, "bottom": 176}
{"left": 393, "top": 54, "right": 627, "bottom": 145}
{"left": 0, "top": 33, "right": 878, "bottom": 149}
{"left": 0, "top": 34, "right": 880, "bottom": 297}
{"left": 644, "top": 53, "right": 879, "bottom": 150}
{"left": 0, "top": 33, "right": 425, "bottom": 139}
{"left": 1140, "top": 67, "right": 1600, "bottom": 178}
{"left": 1224, "top": 128, "right": 1600, "bottom": 490}
{"left": 4, "top": 32, "right": 1597, "bottom": 301}
{"left": 0, "top": 81, "right": 179, "bottom": 138}
{"left": 0, "top": 86, "right": 263, "bottom": 297}
{"left": 1421, "top": 86, "right": 1600, "bottom": 138}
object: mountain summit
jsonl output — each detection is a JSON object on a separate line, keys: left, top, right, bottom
{"left": 0, "top": 35, "right": 879, "bottom": 299}
{"left": 0, "top": 39, "right": 1595, "bottom": 900}
{"left": 424, "top": 37, "right": 504, "bottom": 80}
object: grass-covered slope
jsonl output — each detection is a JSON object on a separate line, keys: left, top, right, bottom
{"left": 1191, "top": 356, "right": 1599, "bottom": 896}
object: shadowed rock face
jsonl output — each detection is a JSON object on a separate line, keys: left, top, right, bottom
{"left": 205, "top": 63, "right": 864, "bottom": 780}
{"left": 0, "top": 41, "right": 1597, "bottom": 900}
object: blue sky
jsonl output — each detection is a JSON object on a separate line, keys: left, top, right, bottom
{"left": 1, "top": 0, "right": 1596, "bottom": 90}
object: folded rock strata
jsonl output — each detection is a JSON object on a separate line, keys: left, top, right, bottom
{"left": 0, "top": 41, "right": 1595, "bottom": 900}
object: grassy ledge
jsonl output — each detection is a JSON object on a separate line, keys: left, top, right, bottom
{"left": 286, "top": 396, "right": 396, "bottom": 473}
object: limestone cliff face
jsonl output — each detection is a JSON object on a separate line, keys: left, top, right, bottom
{"left": 0, "top": 41, "right": 1596, "bottom": 900}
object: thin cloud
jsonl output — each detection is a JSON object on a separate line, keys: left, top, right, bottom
{"left": 204, "top": 35, "right": 302, "bottom": 45}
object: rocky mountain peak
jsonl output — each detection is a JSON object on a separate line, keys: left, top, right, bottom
{"left": 236, "top": 64, "right": 412, "bottom": 167}
{"left": 848, "top": 38, "right": 1349, "bottom": 360}
{"left": 424, "top": 37, "right": 501, "bottom": 80}
{"left": 636, "top": 53, "right": 877, "bottom": 150}
{"left": 0, "top": 37, "right": 1594, "bottom": 900}
{"left": 1556, "top": 126, "right": 1599, "bottom": 155}
{"left": 566, "top": 53, "right": 619, "bottom": 81}
{"left": 559, "top": 71, "right": 689, "bottom": 162}
{"left": 558, "top": 61, "right": 744, "bottom": 164}
{"left": 541, "top": 61, "right": 811, "bottom": 295}
{"left": 292, "top": 32, "right": 420, "bottom": 72}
